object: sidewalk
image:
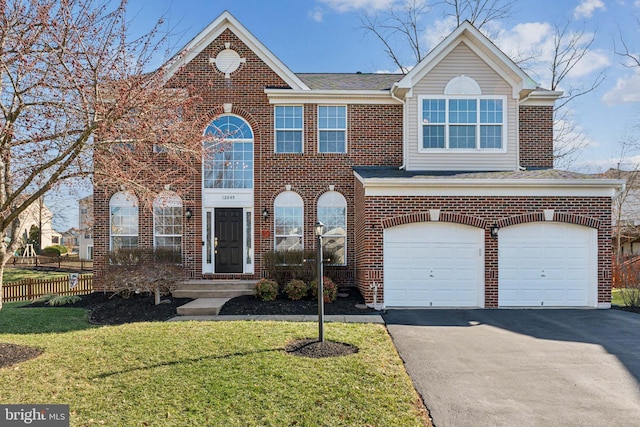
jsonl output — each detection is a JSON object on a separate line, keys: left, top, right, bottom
{"left": 168, "top": 314, "right": 385, "bottom": 323}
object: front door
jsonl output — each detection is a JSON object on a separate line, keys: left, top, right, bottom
{"left": 214, "top": 208, "right": 243, "bottom": 273}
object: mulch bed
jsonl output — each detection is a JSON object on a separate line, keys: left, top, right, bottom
{"left": 219, "top": 289, "right": 378, "bottom": 316}
{"left": 0, "top": 343, "right": 43, "bottom": 369}
{"left": 285, "top": 338, "right": 359, "bottom": 358}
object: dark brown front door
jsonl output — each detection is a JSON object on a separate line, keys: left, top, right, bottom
{"left": 215, "top": 208, "right": 243, "bottom": 273}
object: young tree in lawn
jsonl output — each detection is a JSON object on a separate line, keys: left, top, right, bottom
{"left": 0, "top": 0, "right": 205, "bottom": 309}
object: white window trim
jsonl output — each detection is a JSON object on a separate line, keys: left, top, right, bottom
{"left": 274, "top": 191, "right": 304, "bottom": 253}
{"left": 418, "top": 95, "right": 507, "bottom": 153}
{"left": 152, "top": 192, "right": 183, "bottom": 253}
{"left": 317, "top": 105, "right": 348, "bottom": 154}
{"left": 317, "top": 191, "right": 347, "bottom": 266}
{"left": 109, "top": 192, "right": 139, "bottom": 251}
{"left": 274, "top": 105, "right": 304, "bottom": 154}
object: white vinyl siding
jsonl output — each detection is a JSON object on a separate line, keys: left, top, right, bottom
{"left": 406, "top": 42, "right": 518, "bottom": 171}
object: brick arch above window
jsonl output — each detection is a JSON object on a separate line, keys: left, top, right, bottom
{"left": 206, "top": 106, "right": 260, "bottom": 141}
{"left": 496, "top": 211, "right": 601, "bottom": 229}
{"left": 381, "top": 212, "right": 486, "bottom": 229}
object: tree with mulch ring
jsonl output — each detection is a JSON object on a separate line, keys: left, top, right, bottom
{"left": 285, "top": 339, "right": 359, "bottom": 358}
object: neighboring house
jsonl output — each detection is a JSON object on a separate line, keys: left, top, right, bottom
{"left": 601, "top": 168, "right": 640, "bottom": 257}
{"left": 93, "top": 12, "right": 624, "bottom": 308}
{"left": 61, "top": 228, "right": 80, "bottom": 253}
{"left": 78, "top": 195, "right": 94, "bottom": 260}
{"left": 11, "top": 198, "right": 61, "bottom": 251}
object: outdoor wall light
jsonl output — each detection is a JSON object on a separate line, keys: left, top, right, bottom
{"left": 262, "top": 207, "right": 269, "bottom": 221}
{"left": 185, "top": 207, "right": 193, "bottom": 220}
{"left": 490, "top": 223, "right": 499, "bottom": 239}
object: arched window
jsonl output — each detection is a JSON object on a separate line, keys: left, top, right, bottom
{"left": 203, "top": 114, "right": 254, "bottom": 189}
{"left": 317, "top": 191, "right": 347, "bottom": 265}
{"left": 153, "top": 192, "right": 183, "bottom": 256}
{"left": 274, "top": 191, "right": 303, "bottom": 252}
{"left": 110, "top": 192, "right": 138, "bottom": 250}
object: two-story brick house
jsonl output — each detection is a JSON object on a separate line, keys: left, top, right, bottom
{"left": 93, "top": 11, "right": 623, "bottom": 309}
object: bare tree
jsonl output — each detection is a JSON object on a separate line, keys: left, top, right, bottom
{"left": 360, "top": 0, "right": 514, "bottom": 72}
{"left": 0, "top": 0, "right": 204, "bottom": 309}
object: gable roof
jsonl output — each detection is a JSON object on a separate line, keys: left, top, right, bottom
{"left": 163, "top": 11, "right": 309, "bottom": 90}
{"left": 394, "top": 21, "right": 538, "bottom": 99}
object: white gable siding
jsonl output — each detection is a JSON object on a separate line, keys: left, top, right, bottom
{"left": 406, "top": 42, "right": 518, "bottom": 171}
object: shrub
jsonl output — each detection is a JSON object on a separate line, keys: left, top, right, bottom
{"left": 48, "top": 295, "right": 81, "bottom": 306}
{"left": 284, "top": 279, "right": 308, "bottom": 300}
{"left": 254, "top": 279, "right": 279, "bottom": 301}
{"left": 42, "top": 245, "right": 68, "bottom": 256}
{"left": 613, "top": 256, "right": 640, "bottom": 307}
{"left": 310, "top": 276, "right": 338, "bottom": 303}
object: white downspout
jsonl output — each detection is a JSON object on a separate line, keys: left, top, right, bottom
{"left": 391, "top": 84, "right": 407, "bottom": 170}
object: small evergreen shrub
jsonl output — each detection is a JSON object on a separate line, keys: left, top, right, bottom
{"left": 48, "top": 295, "right": 81, "bottom": 306}
{"left": 254, "top": 279, "right": 279, "bottom": 301}
{"left": 42, "top": 245, "right": 68, "bottom": 256}
{"left": 284, "top": 279, "right": 308, "bottom": 300}
{"left": 310, "top": 276, "right": 338, "bottom": 303}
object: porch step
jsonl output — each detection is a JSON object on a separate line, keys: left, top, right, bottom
{"left": 172, "top": 280, "right": 255, "bottom": 299}
{"left": 176, "top": 298, "right": 230, "bottom": 316}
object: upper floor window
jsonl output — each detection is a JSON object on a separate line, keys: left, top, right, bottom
{"left": 153, "top": 192, "right": 183, "bottom": 256}
{"left": 275, "top": 106, "right": 303, "bottom": 153}
{"left": 203, "top": 115, "right": 253, "bottom": 189}
{"left": 318, "top": 106, "right": 346, "bottom": 153}
{"left": 110, "top": 191, "right": 138, "bottom": 250}
{"left": 420, "top": 97, "right": 505, "bottom": 150}
{"left": 317, "top": 191, "right": 347, "bottom": 266}
{"left": 274, "top": 191, "right": 303, "bottom": 252}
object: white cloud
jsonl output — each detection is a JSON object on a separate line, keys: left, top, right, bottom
{"left": 573, "top": 0, "right": 606, "bottom": 19}
{"left": 308, "top": 7, "right": 324, "bottom": 22}
{"left": 635, "top": 0, "right": 640, "bottom": 7}
{"left": 602, "top": 73, "right": 640, "bottom": 105}
{"left": 316, "top": 0, "right": 398, "bottom": 13}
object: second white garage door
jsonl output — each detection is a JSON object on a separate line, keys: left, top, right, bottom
{"left": 498, "top": 222, "right": 597, "bottom": 307}
{"left": 384, "top": 222, "right": 484, "bottom": 308}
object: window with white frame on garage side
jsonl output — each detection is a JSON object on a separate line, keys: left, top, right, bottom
{"left": 275, "top": 105, "right": 303, "bottom": 153}
{"left": 274, "top": 191, "right": 303, "bottom": 252}
{"left": 317, "top": 191, "right": 347, "bottom": 265}
{"left": 318, "top": 105, "right": 346, "bottom": 153}
{"left": 420, "top": 75, "right": 505, "bottom": 151}
{"left": 153, "top": 191, "right": 182, "bottom": 256}
{"left": 109, "top": 191, "right": 138, "bottom": 250}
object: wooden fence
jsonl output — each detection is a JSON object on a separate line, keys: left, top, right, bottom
{"left": 2, "top": 275, "right": 93, "bottom": 302}
{"left": 11, "top": 255, "right": 93, "bottom": 271}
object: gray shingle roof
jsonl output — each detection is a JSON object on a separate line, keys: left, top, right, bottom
{"left": 353, "top": 166, "right": 616, "bottom": 181}
{"left": 297, "top": 73, "right": 403, "bottom": 91}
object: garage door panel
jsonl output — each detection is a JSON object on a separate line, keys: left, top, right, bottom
{"left": 499, "top": 222, "right": 596, "bottom": 307}
{"left": 384, "top": 222, "right": 484, "bottom": 308}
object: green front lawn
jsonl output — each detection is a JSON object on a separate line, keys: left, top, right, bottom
{"left": 2, "top": 267, "right": 67, "bottom": 284}
{"left": 0, "top": 304, "right": 427, "bottom": 426}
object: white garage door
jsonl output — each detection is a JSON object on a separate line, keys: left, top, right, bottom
{"left": 384, "top": 222, "right": 484, "bottom": 307}
{"left": 498, "top": 222, "right": 597, "bottom": 307}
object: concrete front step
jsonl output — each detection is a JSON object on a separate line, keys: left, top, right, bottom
{"left": 176, "top": 298, "right": 231, "bottom": 316}
{"left": 172, "top": 279, "right": 256, "bottom": 299}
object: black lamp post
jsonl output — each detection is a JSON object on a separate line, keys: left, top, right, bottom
{"left": 315, "top": 221, "right": 325, "bottom": 343}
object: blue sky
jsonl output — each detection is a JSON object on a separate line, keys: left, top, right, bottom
{"left": 121, "top": 0, "right": 640, "bottom": 172}
{"left": 51, "top": 0, "right": 640, "bottom": 229}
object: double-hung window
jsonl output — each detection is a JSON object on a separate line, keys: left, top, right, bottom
{"left": 318, "top": 106, "right": 347, "bottom": 153}
{"left": 421, "top": 97, "right": 505, "bottom": 150}
{"left": 275, "top": 106, "right": 303, "bottom": 153}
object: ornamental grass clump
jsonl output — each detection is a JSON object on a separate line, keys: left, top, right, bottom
{"left": 284, "top": 279, "right": 308, "bottom": 300}
{"left": 310, "top": 276, "right": 338, "bottom": 303}
{"left": 254, "top": 279, "right": 279, "bottom": 301}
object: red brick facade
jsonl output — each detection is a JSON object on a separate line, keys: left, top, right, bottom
{"left": 92, "top": 14, "right": 618, "bottom": 308}
{"left": 519, "top": 105, "right": 554, "bottom": 169}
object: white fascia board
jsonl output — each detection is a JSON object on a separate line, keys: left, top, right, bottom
{"left": 520, "top": 90, "right": 564, "bottom": 106}
{"left": 354, "top": 175, "right": 626, "bottom": 198}
{"left": 265, "top": 89, "right": 402, "bottom": 105}
{"left": 163, "top": 11, "right": 309, "bottom": 90}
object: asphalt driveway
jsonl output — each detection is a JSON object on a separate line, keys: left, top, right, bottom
{"left": 384, "top": 309, "right": 640, "bottom": 427}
